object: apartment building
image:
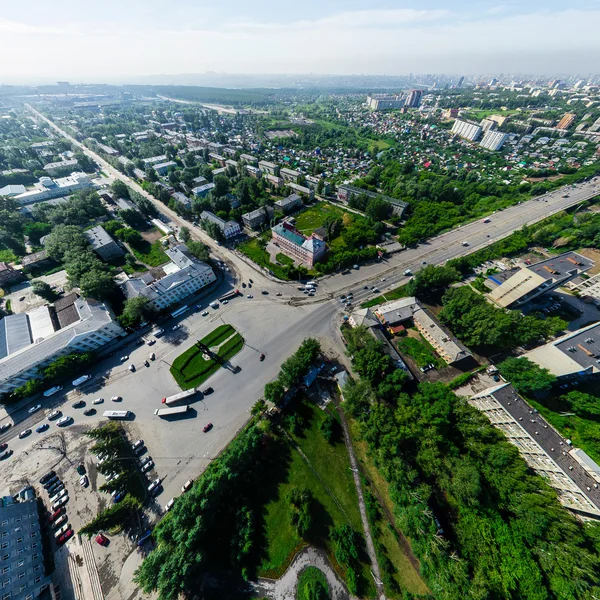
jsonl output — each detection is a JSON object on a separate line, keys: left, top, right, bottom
{"left": 557, "top": 113, "right": 577, "bottom": 130}
{"left": 0, "top": 496, "right": 53, "bottom": 599}
{"left": 121, "top": 244, "right": 216, "bottom": 311}
{"left": 404, "top": 89, "right": 423, "bottom": 108}
{"left": 280, "top": 167, "right": 301, "bottom": 184}
{"left": 0, "top": 294, "right": 124, "bottom": 395}
{"left": 366, "top": 94, "right": 405, "bottom": 111}
{"left": 480, "top": 130, "right": 509, "bottom": 151}
{"left": 43, "top": 158, "right": 79, "bottom": 175}
{"left": 271, "top": 222, "right": 327, "bottom": 267}
{"left": 242, "top": 206, "right": 273, "bottom": 230}
{"left": 200, "top": 211, "right": 241, "bottom": 239}
{"left": 153, "top": 161, "right": 177, "bottom": 176}
{"left": 274, "top": 193, "right": 302, "bottom": 214}
{"left": 451, "top": 119, "right": 483, "bottom": 141}
{"left": 258, "top": 160, "right": 278, "bottom": 176}
{"left": 84, "top": 225, "right": 124, "bottom": 261}
{"left": 470, "top": 384, "right": 600, "bottom": 519}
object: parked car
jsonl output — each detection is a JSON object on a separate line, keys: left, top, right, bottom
{"left": 140, "top": 455, "right": 152, "bottom": 466}
{"left": 48, "top": 508, "right": 63, "bottom": 523}
{"left": 153, "top": 328, "right": 164, "bottom": 337}
{"left": 146, "top": 338, "right": 155, "bottom": 346}
{"left": 141, "top": 460, "right": 154, "bottom": 473}
{"left": 57, "top": 416, "right": 73, "bottom": 427}
{"left": 259, "top": 354, "right": 265, "bottom": 361}
{"left": 202, "top": 387, "right": 213, "bottom": 395}
{"left": 47, "top": 410, "right": 62, "bottom": 421}
{"left": 83, "top": 408, "right": 96, "bottom": 416}
{"left": 144, "top": 360, "right": 150, "bottom": 368}
{"left": 0, "top": 449, "right": 13, "bottom": 461}
{"left": 113, "top": 492, "right": 125, "bottom": 503}
{"left": 203, "top": 423, "right": 213, "bottom": 433}
{"left": 72, "top": 400, "right": 85, "bottom": 409}
{"left": 36, "top": 423, "right": 50, "bottom": 434}
{"left": 40, "top": 471, "right": 56, "bottom": 485}
{"left": 149, "top": 353, "right": 155, "bottom": 361}
{"left": 246, "top": 294, "right": 253, "bottom": 299}
{"left": 276, "top": 292, "right": 282, "bottom": 296}
{"left": 0, "top": 443, "right": 6, "bottom": 453}
{"left": 80, "top": 475, "right": 89, "bottom": 487}
{"left": 129, "top": 364, "right": 136, "bottom": 372}
{"left": 0, "top": 423, "right": 11, "bottom": 433}
{"left": 28, "top": 404, "right": 42, "bottom": 415}
{"left": 201, "top": 311, "right": 209, "bottom": 316}
{"left": 56, "top": 528, "right": 74, "bottom": 545}
{"left": 47, "top": 482, "right": 63, "bottom": 496}
{"left": 165, "top": 499, "right": 175, "bottom": 512}
{"left": 148, "top": 478, "right": 161, "bottom": 494}
{"left": 120, "top": 355, "right": 129, "bottom": 362}
{"left": 111, "top": 396, "right": 122, "bottom": 402}
{"left": 19, "top": 429, "right": 32, "bottom": 439}
{"left": 92, "top": 398, "right": 104, "bottom": 405}
{"left": 182, "top": 479, "right": 194, "bottom": 493}
{"left": 172, "top": 324, "right": 182, "bottom": 330}
{"left": 43, "top": 476, "right": 59, "bottom": 490}
{"left": 96, "top": 533, "right": 109, "bottom": 546}
{"left": 76, "top": 464, "right": 86, "bottom": 475}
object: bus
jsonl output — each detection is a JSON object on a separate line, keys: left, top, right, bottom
{"left": 170, "top": 305, "right": 189, "bottom": 319}
{"left": 218, "top": 289, "right": 240, "bottom": 302}
{"left": 103, "top": 410, "right": 131, "bottom": 420}
{"left": 162, "top": 388, "right": 197, "bottom": 406}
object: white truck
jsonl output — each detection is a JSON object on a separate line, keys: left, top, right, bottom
{"left": 162, "top": 389, "right": 197, "bottom": 406}
{"left": 154, "top": 405, "right": 191, "bottom": 418}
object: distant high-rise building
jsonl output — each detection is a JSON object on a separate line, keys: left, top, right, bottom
{"left": 480, "top": 118, "right": 498, "bottom": 133}
{"left": 457, "top": 75, "right": 465, "bottom": 88}
{"left": 489, "top": 77, "right": 498, "bottom": 87}
{"left": 404, "top": 89, "right": 423, "bottom": 108}
{"left": 366, "top": 94, "right": 405, "bottom": 111}
{"left": 574, "top": 79, "right": 586, "bottom": 89}
{"left": 557, "top": 113, "right": 577, "bottom": 130}
{"left": 480, "top": 130, "right": 509, "bottom": 151}
{"left": 451, "top": 119, "right": 482, "bottom": 142}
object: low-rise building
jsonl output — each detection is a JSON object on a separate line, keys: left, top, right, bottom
{"left": 265, "top": 173, "right": 283, "bottom": 188}
{"left": 271, "top": 222, "right": 327, "bottom": 267}
{"left": 523, "top": 321, "right": 600, "bottom": 380}
{"left": 280, "top": 167, "right": 301, "bottom": 183}
{"left": 0, "top": 184, "right": 26, "bottom": 197}
{"left": 15, "top": 172, "right": 95, "bottom": 205}
{"left": 336, "top": 184, "right": 408, "bottom": 218}
{"left": 43, "top": 158, "right": 79, "bottom": 175}
{"left": 192, "top": 183, "right": 215, "bottom": 197}
{"left": 487, "top": 252, "right": 593, "bottom": 308}
{"left": 120, "top": 244, "right": 216, "bottom": 311}
{"left": 288, "top": 182, "right": 314, "bottom": 200}
{"left": 274, "top": 193, "right": 302, "bottom": 214}
{"left": 0, "top": 262, "right": 24, "bottom": 287}
{"left": 239, "top": 153, "right": 258, "bottom": 165}
{"left": 20, "top": 250, "right": 51, "bottom": 270}
{"left": 200, "top": 211, "right": 241, "bottom": 239}
{"left": 171, "top": 192, "right": 191, "bottom": 207}
{"left": 573, "top": 272, "right": 600, "bottom": 304}
{"left": 142, "top": 155, "right": 168, "bottom": 166}
{"left": 0, "top": 294, "right": 124, "bottom": 395}
{"left": 242, "top": 206, "right": 273, "bottom": 230}
{"left": 258, "top": 160, "right": 278, "bottom": 176}
{"left": 84, "top": 225, "right": 124, "bottom": 261}
{"left": 470, "top": 383, "right": 600, "bottom": 519}
{"left": 0, "top": 495, "right": 53, "bottom": 598}
{"left": 153, "top": 161, "right": 177, "bottom": 176}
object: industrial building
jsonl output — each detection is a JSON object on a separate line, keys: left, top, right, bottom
{"left": 14, "top": 173, "right": 95, "bottom": 205}
{"left": 470, "top": 383, "right": 600, "bottom": 519}
{"left": 487, "top": 252, "right": 593, "bottom": 308}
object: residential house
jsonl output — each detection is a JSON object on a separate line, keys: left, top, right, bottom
{"left": 200, "top": 211, "right": 242, "bottom": 239}
{"left": 336, "top": 184, "right": 408, "bottom": 218}
{"left": 0, "top": 262, "right": 23, "bottom": 287}
{"left": 280, "top": 167, "right": 301, "bottom": 183}
{"left": 288, "top": 182, "right": 314, "bottom": 200}
{"left": 43, "top": 158, "right": 79, "bottom": 175}
{"left": 258, "top": 160, "right": 278, "bottom": 176}
{"left": 192, "top": 183, "right": 215, "bottom": 197}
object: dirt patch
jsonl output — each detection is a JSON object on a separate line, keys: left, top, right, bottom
{"left": 524, "top": 174, "right": 565, "bottom": 183}
{"left": 140, "top": 227, "right": 164, "bottom": 244}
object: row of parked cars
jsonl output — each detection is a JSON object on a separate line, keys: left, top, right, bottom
{"left": 40, "top": 470, "right": 73, "bottom": 546}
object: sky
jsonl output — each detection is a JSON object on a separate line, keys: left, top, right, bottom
{"left": 1, "top": 0, "right": 599, "bottom": 82}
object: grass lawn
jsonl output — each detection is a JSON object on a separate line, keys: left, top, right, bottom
{"left": 396, "top": 335, "right": 445, "bottom": 368}
{"left": 238, "top": 238, "right": 290, "bottom": 280}
{"left": 259, "top": 399, "right": 375, "bottom": 597}
{"left": 294, "top": 202, "right": 348, "bottom": 235}
{"left": 276, "top": 252, "right": 294, "bottom": 266}
{"left": 296, "top": 567, "right": 330, "bottom": 599}
{"left": 170, "top": 325, "right": 243, "bottom": 389}
{"left": 131, "top": 240, "right": 169, "bottom": 267}
{"left": 361, "top": 284, "right": 410, "bottom": 308}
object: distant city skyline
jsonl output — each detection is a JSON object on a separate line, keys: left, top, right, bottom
{"left": 1, "top": 1, "right": 599, "bottom": 82}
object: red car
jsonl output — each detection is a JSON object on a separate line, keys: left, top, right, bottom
{"left": 57, "top": 529, "right": 74, "bottom": 545}
{"left": 203, "top": 423, "right": 213, "bottom": 433}
{"left": 96, "top": 533, "right": 109, "bottom": 546}
{"left": 0, "top": 443, "right": 7, "bottom": 453}
{"left": 48, "top": 508, "right": 63, "bottom": 523}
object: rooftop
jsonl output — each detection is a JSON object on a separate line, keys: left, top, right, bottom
{"left": 273, "top": 222, "right": 307, "bottom": 248}
{"left": 526, "top": 252, "right": 593, "bottom": 281}
{"left": 84, "top": 225, "right": 116, "bottom": 250}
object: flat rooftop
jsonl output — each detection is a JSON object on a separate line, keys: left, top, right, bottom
{"left": 526, "top": 252, "right": 593, "bottom": 281}
{"left": 554, "top": 323, "right": 600, "bottom": 372}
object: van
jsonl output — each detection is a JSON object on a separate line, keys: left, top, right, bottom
{"left": 306, "top": 281, "right": 317, "bottom": 287}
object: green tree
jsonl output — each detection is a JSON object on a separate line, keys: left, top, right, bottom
{"left": 406, "top": 264, "right": 461, "bottom": 297}
{"left": 120, "top": 297, "right": 157, "bottom": 328}
{"left": 366, "top": 197, "right": 393, "bottom": 221}
{"left": 111, "top": 179, "right": 130, "bottom": 199}
{"left": 288, "top": 488, "right": 314, "bottom": 538}
{"left": 44, "top": 225, "right": 89, "bottom": 261}
{"left": 264, "top": 380, "right": 285, "bottom": 405}
{"left": 23, "top": 222, "right": 52, "bottom": 245}
{"left": 213, "top": 174, "right": 230, "bottom": 197}
{"left": 185, "top": 240, "right": 209, "bottom": 261}
{"left": 179, "top": 226, "right": 191, "bottom": 243}
{"left": 498, "top": 357, "right": 556, "bottom": 395}
{"left": 79, "top": 268, "right": 116, "bottom": 300}
{"left": 31, "top": 279, "right": 56, "bottom": 301}
{"left": 563, "top": 391, "right": 600, "bottom": 418}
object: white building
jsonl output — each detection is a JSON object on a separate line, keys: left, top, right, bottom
{"left": 153, "top": 161, "right": 177, "bottom": 176}
{"left": 43, "top": 158, "right": 79, "bottom": 175}
{"left": 451, "top": 119, "right": 483, "bottom": 141}
{"left": 0, "top": 294, "right": 124, "bottom": 395}
{"left": 200, "top": 211, "right": 241, "bottom": 239}
{"left": 480, "top": 130, "right": 509, "bottom": 151}
{"left": 14, "top": 172, "right": 96, "bottom": 205}
{"left": 120, "top": 244, "right": 216, "bottom": 311}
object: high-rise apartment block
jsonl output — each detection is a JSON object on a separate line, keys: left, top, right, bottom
{"left": 366, "top": 94, "right": 405, "bottom": 111}
{"left": 480, "top": 130, "right": 509, "bottom": 151}
{"left": 557, "top": 113, "right": 577, "bottom": 130}
{"left": 451, "top": 119, "right": 482, "bottom": 142}
{"left": 404, "top": 89, "right": 423, "bottom": 108}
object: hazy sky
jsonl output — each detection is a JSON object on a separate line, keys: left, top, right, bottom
{"left": 1, "top": 0, "right": 599, "bottom": 82}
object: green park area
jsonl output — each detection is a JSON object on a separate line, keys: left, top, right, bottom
{"left": 395, "top": 335, "right": 445, "bottom": 369}
{"left": 259, "top": 398, "right": 375, "bottom": 597}
{"left": 293, "top": 203, "right": 348, "bottom": 235}
{"left": 130, "top": 239, "right": 169, "bottom": 267}
{"left": 238, "top": 236, "right": 291, "bottom": 280}
{"left": 170, "top": 324, "right": 244, "bottom": 389}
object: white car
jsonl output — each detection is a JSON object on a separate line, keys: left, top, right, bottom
{"left": 172, "top": 324, "right": 181, "bottom": 330}
{"left": 79, "top": 475, "right": 89, "bottom": 487}
{"left": 201, "top": 311, "right": 209, "bottom": 316}
{"left": 222, "top": 300, "right": 229, "bottom": 305}
{"left": 404, "top": 269, "right": 412, "bottom": 276}
{"left": 182, "top": 479, "right": 194, "bottom": 493}
{"left": 111, "top": 396, "right": 122, "bottom": 402}
{"left": 28, "top": 404, "right": 42, "bottom": 415}
{"left": 165, "top": 498, "right": 175, "bottom": 512}
{"left": 57, "top": 416, "right": 73, "bottom": 427}
{"left": 48, "top": 410, "right": 62, "bottom": 421}
{"left": 120, "top": 355, "right": 129, "bottom": 362}
{"left": 92, "top": 398, "right": 104, "bottom": 405}
{"left": 247, "top": 295, "right": 253, "bottom": 299}
{"left": 141, "top": 460, "right": 154, "bottom": 473}
{"left": 148, "top": 478, "right": 161, "bottom": 494}
{"left": 462, "top": 241, "right": 469, "bottom": 246}
{"left": 146, "top": 338, "right": 155, "bottom": 346}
